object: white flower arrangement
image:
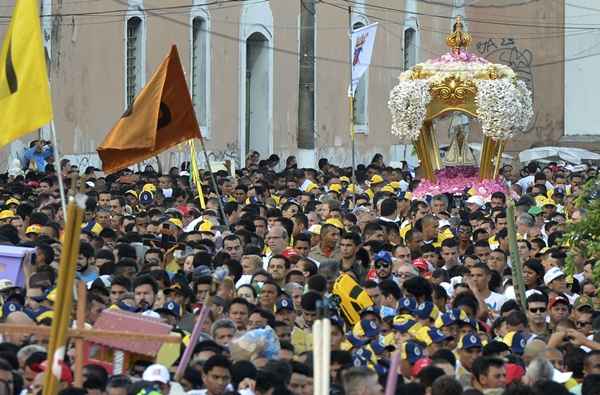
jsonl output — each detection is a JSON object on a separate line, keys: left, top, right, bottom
{"left": 475, "top": 79, "right": 533, "bottom": 140}
{"left": 389, "top": 57, "right": 533, "bottom": 142}
{"left": 388, "top": 79, "right": 432, "bottom": 141}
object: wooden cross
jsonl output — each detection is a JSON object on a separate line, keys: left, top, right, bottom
{"left": 0, "top": 282, "right": 181, "bottom": 386}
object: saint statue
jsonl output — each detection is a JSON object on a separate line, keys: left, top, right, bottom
{"left": 444, "top": 114, "right": 477, "bottom": 166}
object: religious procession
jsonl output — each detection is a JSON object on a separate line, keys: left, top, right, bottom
{"left": 1, "top": 1, "right": 600, "bottom": 395}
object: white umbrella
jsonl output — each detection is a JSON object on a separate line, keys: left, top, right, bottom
{"left": 518, "top": 146, "right": 600, "bottom": 164}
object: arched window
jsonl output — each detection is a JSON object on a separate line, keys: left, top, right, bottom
{"left": 192, "top": 16, "right": 210, "bottom": 136}
{"left": 239, "top": 1, "right": 274, "bottom": 160}
{"left": 126, "top": 16, "right": 143, "bottom": 106}
{"left": 353, "top": 21, "right": 368, "bottom": 132}
{"left": 404, "top": 27, "right": 416, "bottom": 70}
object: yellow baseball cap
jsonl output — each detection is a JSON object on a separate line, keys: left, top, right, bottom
{"left": 5, "top": 197, "right": 20, "bottom": 206}
{"left": 26, "top": 225, "right": 42, "bottom": 235}
{"left": 0, "top": 210, "right": 15, "bottom": 220}
{"left": 143, "top": 184, "right": 157, "bottom": 193}
{"left": 381, "top": 185, "right": 395, "bottom": 193}
{"left": 389, "top": 181, "right": 401, "bottom": 190}
{"left": 370, "top": 175, "right": 384, "bottom": 185}
{"left": 329, "top": 183, "right": 342, "bottom": 193}
{"left": 305, "top": 181, "right": 318, "bottom": 192}
{"left": 168, "top": 218, "right": 183, "bottom": 229}
{"left": 325, "top": 218, "right": 344, "bottom": 230}
{"left": 125, "top": 190, "right": 139, "bottom": 199}
{"left": 198, "top": 221, "right": 215, "bottom": 234}
{"left": 308, "top": 224, "right": 322, "bottom": 235}
{"left": 340, "top": 176, "right": 351, "bottom": 183}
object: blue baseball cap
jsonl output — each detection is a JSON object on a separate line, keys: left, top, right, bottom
{"left": 435, "top": 308, "right": 467, "bottom": 328}
{"left": 398, "top": 297, "right": 417, "bottom": 313}
{"left": 369, "top": 335, "right": 394, "bottom": 355}
{"left": 374, "top": 251, "right": 392, "bottom": 265}
{"left": 392, "top": 315, "right": 417, "bottom": 333}
{"left": 402, "top": 341, "right": 425, "bottom": 364}
{"left": 415, "top": 301, "right": 437, "bottom": 320}
{"left": 276, "top": 298, "right": 294, "bottom": 312}
{"left": 503, "top": 331, "right": 527, "bottom": 355}
{"left": 155, "top": 301, "right": 181, "bottom": 319}
{"left": 2, "top": 302, "right": 22, "bottom": 318}
{"left": 348, "top": 319, "right": 380, "bottom": 346}
{"left": 428, "top": 328, "right": 452, "bottom": 344}
{"left": 351, "top": 347, "right": 373, "bottom": 367}
{"left": 458, "top": 332, "right": 483, "bottom": 350}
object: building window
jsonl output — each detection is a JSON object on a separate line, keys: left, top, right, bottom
{"left": 126, "top": 16, "right": 142, "bottom": 106}
{"left": 192, "top": 16, "right": 208, "bottom": 131}
{"left": 353, "top": 22, "right": 368, "bottom": 131}
{"left": 404, "top": 27, "right": 416, "bottom": 70}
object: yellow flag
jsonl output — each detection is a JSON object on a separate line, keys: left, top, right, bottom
{"left": 0, "top": 0, "right": 53, "bottom": 147}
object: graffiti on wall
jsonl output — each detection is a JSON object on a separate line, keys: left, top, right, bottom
{"left": 208, "top": 142, "right": 240, "bottom": 168}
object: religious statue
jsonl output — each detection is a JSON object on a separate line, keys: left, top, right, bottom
{"left": 444, "top": 114, "right": 477, "bottom": 166}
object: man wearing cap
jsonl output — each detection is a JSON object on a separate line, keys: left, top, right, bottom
{"left": 309, "top": 223, "right": 341, "bottom": 264}
{"left": 548, "top": 296, "right": 571, "bottom": 330}
{"left": 466, "top": 196, "right": 485, "bottom": 214}
{"left": 275, "top": 297, "right": 296, "bottom": 328}
{"left": 373, "top": 251, "right": 393, "bottom": 283}
{"left": 456, "top": 332, "right": 483, "bottom": 383}
{"left": 545, "top": 267, "right": 578, "bottom": 304}
{"left": 142, "top": 363, "right": 173, "bottom": 395}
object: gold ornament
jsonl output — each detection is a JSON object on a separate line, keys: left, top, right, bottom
{"left": 430, "top": 75, "right": 476, "bottom": 105}
{"left": 446, "top": 16, "right": 472, "bottom": 54}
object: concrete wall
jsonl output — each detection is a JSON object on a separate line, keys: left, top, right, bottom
{"left": 564, "top": 0, "right": 600, "bottom": 144}
{"left": 0, "top": 0, "right": 568, "bottom": 171}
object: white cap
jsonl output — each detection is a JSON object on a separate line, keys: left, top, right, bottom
{"left": 141, "top": 310, "right": 161, "bottom": 319}
{"left": 552, "top": 368, "right": 572, "bottom": 383}
{"left": 85, "top": 181, "right": 95, "bottom": 188}
{"left": 438, "top": 219, "right": 450, "bottom": 229}
{"left": 0, "top": 279, "right": 14, "bottom": 291}
{"left": 142, "top": 363, "right": 170, "bottom": 384}
{"left": 544, "top": 266, "right": 565, "bottom": 286}
{"left": 466, "top": 195, "right": 485, "bottom": 207}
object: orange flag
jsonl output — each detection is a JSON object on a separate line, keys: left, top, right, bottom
{"left": 97, "top": 45, "right": 200, "bottom": 174}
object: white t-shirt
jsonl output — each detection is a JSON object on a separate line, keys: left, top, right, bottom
{"left": 485, "top": 291, "right": 508, "bottom": 312}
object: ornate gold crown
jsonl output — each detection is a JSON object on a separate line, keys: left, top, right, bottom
{"left": 446, "top": 16, "right": 472, "bottom": 53}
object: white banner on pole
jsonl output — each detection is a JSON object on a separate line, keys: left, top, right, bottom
{"left": 349, "top": 22, "right": 378, "bottom": 97}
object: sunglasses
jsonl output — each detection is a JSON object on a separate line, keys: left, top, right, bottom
{"left": 375, "top": 262, "right": 390, "bottom": 269}
{"left": 529, "top": 307, "right": 546, "bottom": 313}
{"left": 576, "top": 320, "right": 592, "bottom": 327}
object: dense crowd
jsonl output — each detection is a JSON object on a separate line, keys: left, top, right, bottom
{"left": 0, "top": 141, "right": 599, "bottom": 395}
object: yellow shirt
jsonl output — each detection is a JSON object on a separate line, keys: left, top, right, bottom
{"left": 291, "top": 326, "right": 313, "bottom": 355}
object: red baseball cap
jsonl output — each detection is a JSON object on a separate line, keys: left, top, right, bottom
{"left": 548, "top": 296, "right": 570, "bottom": 309}
{"left": 505, "top": 363, "right": 525, "bottom": 384}
{"left": 411, "top": 357, "right": 432, "bottom": 377}
{"left": 412, "top": 258, "right": 429, "bottom": 274}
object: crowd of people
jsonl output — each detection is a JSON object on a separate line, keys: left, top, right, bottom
{"left": 0, "top": 143, "right": 599, "bottom": 395}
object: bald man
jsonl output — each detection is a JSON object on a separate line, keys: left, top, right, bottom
{"left": 3, "top": 311, "right": 35, "bottom": 346}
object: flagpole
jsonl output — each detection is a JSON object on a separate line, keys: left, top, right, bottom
{"left": 196, "top": 132, "right": 229, "bottom": 226}
{"left": 349, "top": 6, "right": 357, "bottom": 208}
{"left": 49, "top": 121, "right": 68, "bottom": 221}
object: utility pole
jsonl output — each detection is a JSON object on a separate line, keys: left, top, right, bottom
{"left": 298, "top": 0, "right": 316, "bottom": 150}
